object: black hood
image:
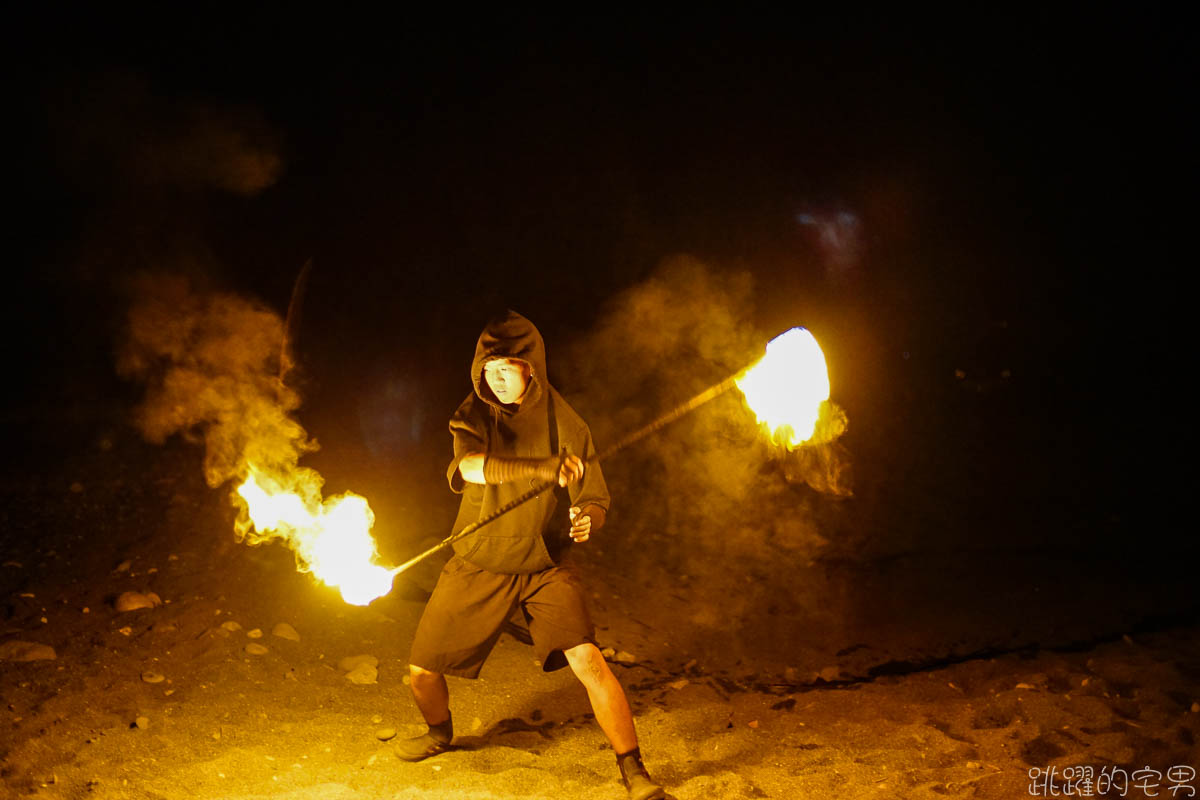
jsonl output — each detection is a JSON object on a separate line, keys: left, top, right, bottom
{"left": 470, "top": 310, "right": 547, "bottom": 414}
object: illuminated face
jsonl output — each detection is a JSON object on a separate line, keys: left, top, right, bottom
{"left": 484, "top": 358, "right": 531, "bottom": 405}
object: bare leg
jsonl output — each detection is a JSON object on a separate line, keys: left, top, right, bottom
{"left": 408, "top": 664, "right": 450, "bottom": 726}
{"left": 564, "top": 642, "right": 638, "bottom": 753}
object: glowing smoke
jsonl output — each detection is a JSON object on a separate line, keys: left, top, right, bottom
{"left": 559, "top": 257, "right": 850, "bottom": 599}
{"left": 116, "top": 273, "right": 313, "bottom": 490}
{"left": 53, "top": 70, "right": 282, "bottom": 196}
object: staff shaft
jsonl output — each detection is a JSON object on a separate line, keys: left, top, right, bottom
{"left": 391, "top": 371, "right": 743, "bottom": 577}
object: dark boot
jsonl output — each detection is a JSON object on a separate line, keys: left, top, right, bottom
{"left": 617, "top": 748, "right": 665, "bottom": 800}
{"left": 395, "top": 715, "right": 453, "bottom": 762}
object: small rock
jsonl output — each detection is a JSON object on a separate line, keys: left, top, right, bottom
{"left": 966, "top": 761, "right": 981, "bottom": 769}
{"left": 600, "top": 647, "right": 616, "bottom": 659}
{"left": 118, "top": 626, "right": 133, "bottom": 636}
{"left": 371, "top": 715, "right": 383, "bottom": 724}
{"left": 338, "top": 654, "right": 380, "bottom": 673}
{"left": 748, "top": 720, "right": 759, "bottom": 728}
{"left": 0, "top": 641, "right": 57, "bottom": 662}
{"left": 346, "top": 663, "right": 378, "bottom": 685}
{"left": 134, "top": 716, "right": 149, "bottom": 730}
{"left": 1191, "top": 702, "right": 1199, "bottom": 713}
{"left": 141, "top": 672, "right": 165, "bottom": 684}
{"left": 818, "top": 666, "right": 841, "bottom": 682}
{"left": 1015, "top": 683, "right": 1036, "bottom": 690}
{"left": 247, "top": 629, "right": 263, "bottom": 639}
{"left": 114, "top": 560, "right": 131, "bottom": 572}
{"left": 375, "top": 727, "right": 396, "bottom": 741}
{"left": 682, "top": 659, "right": 698, "bottom": 672}
{"left": 220, "top": 621, "right": 243, "bottom": 632}
{"left": 115, "top": 592, "right": 162, "bottom": 612}
{"left": 402, "top": 675, "right": 411, "bottom": 685}
{"left": 471, "top": 717, "right": 483, "bottom": 732}
{"left": 614, "top": 650, "right": 637, "bottom": 664}
{"left": 668, "top": 678, "right": 690, "bottom": 690}
{"left": 272, "top": 623, "right": 300, "bottom": 642}
{"left": 245, "top": 643, "right": 269, "bottom": 656}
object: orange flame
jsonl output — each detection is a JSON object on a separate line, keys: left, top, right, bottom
{"left": 735, "top": 327, "right": 831, "bottom": 447}
{"left": 234, "top": 467, "right": 395, "bottom": 605}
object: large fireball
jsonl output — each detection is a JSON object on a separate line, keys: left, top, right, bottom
{"left": 735, "top": 327, "right": 831, "bottom": 448}
{"left": 235, "top": 467, "right": 395, "bottom": 606}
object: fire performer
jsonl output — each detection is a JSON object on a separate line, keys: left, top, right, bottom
{"left": 399, "top": 310, "right": 665, "bottom": 800}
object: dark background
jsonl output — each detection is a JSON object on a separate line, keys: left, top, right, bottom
{"left": 4, "top": 10, "right": 1190, "bottom": 570}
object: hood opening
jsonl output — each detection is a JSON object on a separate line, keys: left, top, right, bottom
{"left": 470, "top": 310, "right": 547, "bottom": 415}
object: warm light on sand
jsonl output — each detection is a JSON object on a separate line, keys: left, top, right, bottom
{"left": 235, "top": 468, "right": 395, "bottom": 605}
{"left": 735, "top": 327, "right": 831, "bottom": 447}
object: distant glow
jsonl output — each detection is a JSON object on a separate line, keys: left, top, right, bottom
{"left": 735, "top": 327, "right": 831, "bottom": 447}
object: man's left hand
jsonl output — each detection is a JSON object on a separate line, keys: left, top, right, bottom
{"left": 568, "top": 506, "right": 591, "bottom": 543}
{"left": 558, "top": 454, "right": 585, "bottom": 487}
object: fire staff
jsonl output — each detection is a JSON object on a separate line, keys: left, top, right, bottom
{"left": 399, "top": 310, "right": 665, "bottom": 800}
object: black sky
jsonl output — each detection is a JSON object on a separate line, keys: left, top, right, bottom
{"left": 6, "top": 11, "right": 1190, "bottom": 501}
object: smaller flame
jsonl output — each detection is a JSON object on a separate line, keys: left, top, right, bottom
{"left": 236, "top": 469, "right": 395, "bottom": 606}
{"left": 735, "top": 327, "right": 831, "bottom": 447}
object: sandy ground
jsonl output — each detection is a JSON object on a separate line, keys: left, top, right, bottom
{"left": 3, "top": 428, "right": 1199, "bottom": 800}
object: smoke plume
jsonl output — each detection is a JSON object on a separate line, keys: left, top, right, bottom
{"left": 116, "top": 273, "right": 313, "bottom": 490}
{"left": 53, "top": 71, "right": 282, "bottom": 196}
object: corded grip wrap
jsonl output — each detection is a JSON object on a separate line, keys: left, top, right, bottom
{"left": 482, "top": 455, "right": 560, "bottom": 484}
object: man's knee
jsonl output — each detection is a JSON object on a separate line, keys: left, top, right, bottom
{"left": 564, "top": 643, "right": 607, "bottom": 684}
{"left": 409, "top": 664, "right": 442, "bottom": 684}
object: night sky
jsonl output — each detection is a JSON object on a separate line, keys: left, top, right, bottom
{"left": 6, "top": 12, "right": 1189, "bottom": 550}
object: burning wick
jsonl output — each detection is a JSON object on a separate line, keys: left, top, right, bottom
{"left": 235, "top": 468, "right": 396, "bottom": 606}
{"left": 735, "top": 327, "right": 831, "bottom": 447}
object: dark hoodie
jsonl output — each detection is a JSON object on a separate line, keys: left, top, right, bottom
{"left": 445, "top": 311, "right": 610, "bottom": 574}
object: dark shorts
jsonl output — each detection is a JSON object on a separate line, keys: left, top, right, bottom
{"left": 409, "top": 555, "right": 595, "bottom": 679}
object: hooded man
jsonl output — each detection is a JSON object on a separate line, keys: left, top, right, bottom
{"left": 400, "top": 311, "right": 664, "bottom": 800}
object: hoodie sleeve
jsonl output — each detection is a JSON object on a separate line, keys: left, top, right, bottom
{"left": 568, "top": 425, "right": 610, "bottom": 529}
{"left": 447, "top": 395, "right": 487, "bottom": 494}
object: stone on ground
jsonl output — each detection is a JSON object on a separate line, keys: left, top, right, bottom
{"left": 272, "top": 622, "right": 300, "bottom": 641}
{"left": 115, "top": 591, "right": 162, "bottom": 612}
{"left": 0, "top": 640, "right": 57, "bottom": 662}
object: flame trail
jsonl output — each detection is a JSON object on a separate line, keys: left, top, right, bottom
{"left": 119, "top": 276, "right": 396, "bottom": 606}
{"left": 235, "top": 467, "right": 395, "bottom": 606}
